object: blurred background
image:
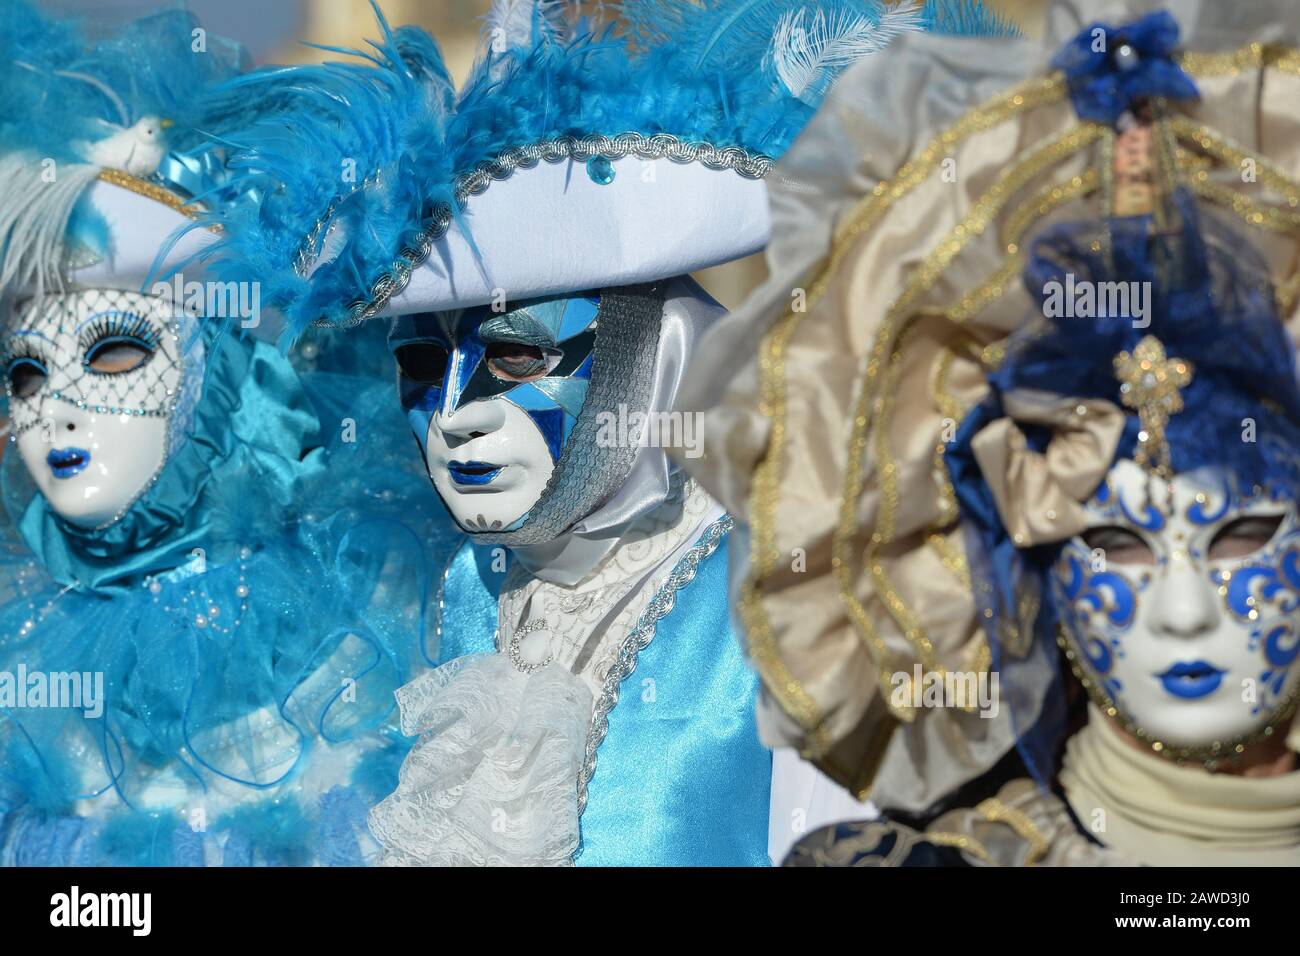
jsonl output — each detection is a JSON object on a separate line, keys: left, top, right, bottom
{"left": 38, "top": 0, "right": 1049, "bottom": 308}
{"left": 40, "top": 0, "right": 1049, "bottom": 73}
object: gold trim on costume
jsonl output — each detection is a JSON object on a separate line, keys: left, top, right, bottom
{"left": 927, "top": 531, "right": 971, "bottom": 591}
{"left": 1169, "top": 116, "right": 1300, "bottom": 211}
{"left": 1184, "top": 168, "right": 1300, "bottom": 235}
{"left": 845, "top": 125, "right": 1103, "bottom": 709}
{"left": 1179, "top": 43, "right": 1300, "bottom": 79}
{"left": 96, "top": 169, "right": 206, "bottom": 221}
{"left": 743, "top": 71, "right": 1070, "bottom": 765}
{"left": 1279, "top": 273, "right": 1300, "bottom": 316}
{"left": 923, "top": 797, "right": 1051, "bottom": 866}
{"left": 974, "top": 797, "right": 1050, "bottom": 865}
{"left": 740, "top": 328, "right": 831, "bottom": 750}
{"left": 929, "top": 341, "right": 965, "bottom": 532}
{"left": 924, "top": 829, "right": 993, "bottom": 864}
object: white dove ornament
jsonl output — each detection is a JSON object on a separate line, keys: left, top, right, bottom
{"left": 80, "top": 115, "right": 170, "bottom": 177}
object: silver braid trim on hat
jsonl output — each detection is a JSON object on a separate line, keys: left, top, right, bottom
{"left": 295, "top": 132, "right": 773, "bottom": 328}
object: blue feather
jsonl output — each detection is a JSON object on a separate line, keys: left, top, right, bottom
{"left": 0, "top": 0, "right": 248, "bottom": 165}
{"left": 693, "top": 0, "right": 780, "bottom": 68}
{"left": 194, "top": 0, "right": 1017, "bottom": 342}
{"left": 920, "top": 0, "right": 1020, "bottom": 36}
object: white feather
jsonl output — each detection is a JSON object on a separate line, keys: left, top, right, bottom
{"left": 484, "top": 0, "right": 569, "bottom": 55}
{"left": 770, "top": 1, "right": 926, "bottom": 101}
{"left": 52, "top": 69, "right": 132, "bottom": 127}
{"left": 0, "top": 156, "right": 102, "bottom": 301}
{"left": 14, "top": 61, "right": 131, "bottom": 127}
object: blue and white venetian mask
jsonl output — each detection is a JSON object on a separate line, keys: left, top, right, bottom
{"left": 389, "top": 285, "right": 665, "bottom": 545}
{"left": 1051, "top": 458, "right": 1300, "bottom": 755}
{"left": 3, "top": 289, "right": 202, "bottom": 529}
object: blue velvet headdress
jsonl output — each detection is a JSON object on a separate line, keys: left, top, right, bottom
{"left": 990, "top": 193, "right": 1300, "bottom": 491}
{"left": 192, "top": 0, "right": 1018, "bottom": 343}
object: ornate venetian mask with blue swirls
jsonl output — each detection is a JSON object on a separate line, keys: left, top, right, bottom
{"left": 1051, "top": 459, "right": 1300, "bottom": 756}
{"left": 389, "top": 294, "right": 599, "bottom": 533}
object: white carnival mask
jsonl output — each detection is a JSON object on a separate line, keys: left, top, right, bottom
{"left": 1052, "top": 458, "right": 1300, "bottom": 759}
{"left": 3, "top": 289, "right": 191, "bottom": 529}
{"left": 391, "top": 294, "right": 599, "bottom": 534}
{"left": 391, "top": 285, "right": 669, "bottom": 547}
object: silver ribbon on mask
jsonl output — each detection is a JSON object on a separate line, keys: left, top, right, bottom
{"left": 469, "top": 282, "right": 666, "bottom": 548}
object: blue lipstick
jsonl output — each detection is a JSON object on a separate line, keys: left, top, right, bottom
{"left": 46, "top": 447, "right": 90, "bottom": 480}
{"left": 448, "top": 460, "right": 503, "bottom": 486}
{"left": 1157, "top": 661, "right": 1225, "bottom": 700}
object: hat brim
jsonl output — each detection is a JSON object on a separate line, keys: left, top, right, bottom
{"left": 379, "top": 155, "right": 770, "bottom": 317}
{"left": 68, "top": 179, "right": 217, "bottom": 294}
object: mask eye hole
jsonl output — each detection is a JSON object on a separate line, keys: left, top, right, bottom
{"left": 6, "top": 356, "right": 47, "bottom": 399}
{"left": 1081, "top": 525, "right": 1155, "bottom": 565}
{"left": 394, "top": 342, "right": 449, "bottom": 385}
{"left": 80, "top": 311, "right": 160, "bottom": 376}
{"left": 1208, "top": 514, "right": 1286, "bottom": 561}
{"left": 485, "top": 342, "right": 559, "bottom": 383}
{"left": 85, "top": 338, "right": 154, "bottom": 375}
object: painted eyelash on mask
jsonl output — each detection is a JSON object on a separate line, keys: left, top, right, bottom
{"left": 78, "top": 311, "right": 161, "bottom": 368}
{"left": 2, "top": 339, "right": 44, "bottom": 367}
{"left": 2, "top": 342, "right": 47, "bottom": 388}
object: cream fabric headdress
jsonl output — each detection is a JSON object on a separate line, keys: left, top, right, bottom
{"left": 674, "top": 0, "right": 1300, "bottom": 812}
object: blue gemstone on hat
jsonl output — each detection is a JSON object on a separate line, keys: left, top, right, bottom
{"left": 586, "top": 155, "right": 615, "bottom": 185}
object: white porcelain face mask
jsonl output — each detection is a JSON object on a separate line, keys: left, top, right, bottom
{"left": 3, "top": 290, "right": 187, "bottom": 529}
{"left": 391, "top": 295, "right": 600, "bottom": 534}
{"left": 1051, "top": 458, "right": 1300, "bottom": 757}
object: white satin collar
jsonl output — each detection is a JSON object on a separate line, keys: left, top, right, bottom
{"left": 508, "top": 278, "right": 723, "bottom": 586}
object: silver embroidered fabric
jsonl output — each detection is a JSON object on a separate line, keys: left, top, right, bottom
{"left": 577, "top": 512, "right": 734, "bottom": 814}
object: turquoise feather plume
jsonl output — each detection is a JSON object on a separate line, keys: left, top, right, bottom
{"left": 194, "top": 0, "right": 1018, "bottom": 343}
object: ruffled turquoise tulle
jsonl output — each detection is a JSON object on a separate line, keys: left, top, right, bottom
{"left": 0, "top": 324, "right": 463, "bottom": 866}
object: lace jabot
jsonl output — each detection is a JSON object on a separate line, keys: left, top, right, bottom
{"left": 368, "top": 479, "right": 727, "bottom": 865}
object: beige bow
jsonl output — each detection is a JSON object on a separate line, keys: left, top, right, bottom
{"left": 971, "top": 390, "right": 1126, "bottom": 548}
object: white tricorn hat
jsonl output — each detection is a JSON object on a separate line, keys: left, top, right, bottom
{"left": 192, "top": 0, "right": 1017, "bottom": 340}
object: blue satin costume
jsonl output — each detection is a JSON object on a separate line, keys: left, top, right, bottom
{"left": 438, "top": 533, "right": 772, "bottom": 866}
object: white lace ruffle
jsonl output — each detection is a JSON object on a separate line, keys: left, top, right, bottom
{"left": 367, "top": 653, "right": 593, "bottom": 866}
